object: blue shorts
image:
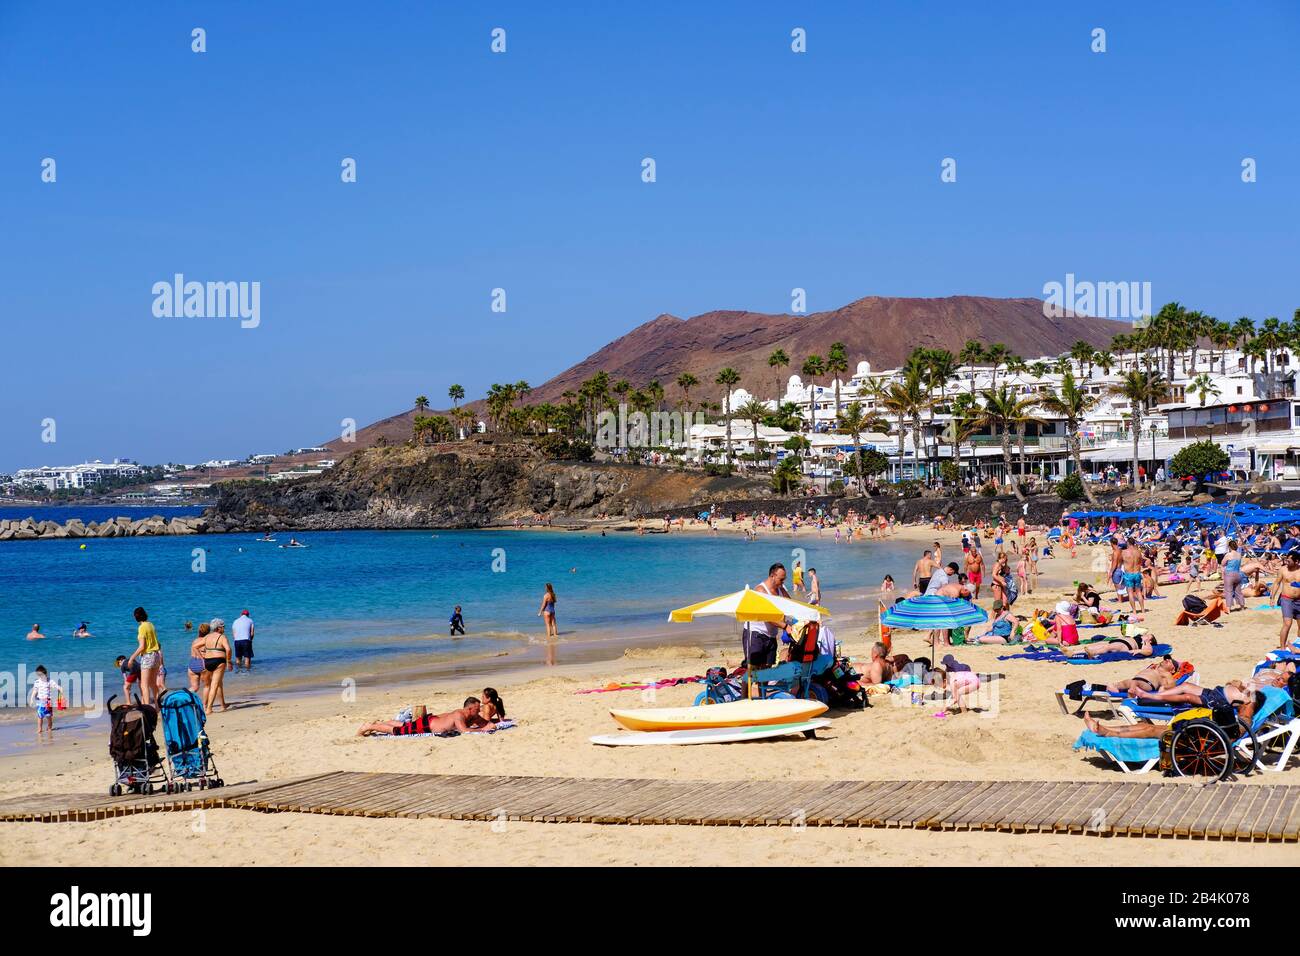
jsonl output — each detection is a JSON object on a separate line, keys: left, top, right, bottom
{"left": 36, "top": 701, "right": 52, "bottom": 719}
{"left": 1122, "top": 571, "right": 1143, "bottom": 590}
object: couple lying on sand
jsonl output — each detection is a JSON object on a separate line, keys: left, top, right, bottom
{"left": 356, "top": 689, "right": 508, "bottom": 736}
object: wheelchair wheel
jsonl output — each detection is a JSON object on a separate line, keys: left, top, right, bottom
{"left": 1230, "top": 718, "right": 1260, "bottom": 775}
{"left": 1168, "top": 720, "right": 1235, "bottom": 781}
{"left": 693, "top": 691, "right": 711, "bottom": 706}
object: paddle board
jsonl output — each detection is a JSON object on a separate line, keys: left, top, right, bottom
{"left": 591, "top": 718, "right": 831, "bottom": 747}
{"left": 608, "top": 698, "right": 828, "bottom": 732}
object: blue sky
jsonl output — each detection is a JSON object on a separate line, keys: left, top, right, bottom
{"left": 1, "top": 1, "right": 1297, "bottom": 472}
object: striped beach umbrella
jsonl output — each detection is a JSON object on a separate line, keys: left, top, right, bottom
{"left": 881, "top": 595, "right": 988, "bottom": 662}
{"left": 668, "top": 586, "right": 830, "bottom": 623}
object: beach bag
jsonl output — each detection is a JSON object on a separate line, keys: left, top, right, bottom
{"left": 1183, "top": 595, "right": 1208, "bottom": 615}
{"left": 703, "top": 667, "right": 744, "bottom": 704}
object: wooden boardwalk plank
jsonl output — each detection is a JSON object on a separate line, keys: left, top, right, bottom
{"left": 3, "top": 773, "right": 1297, "bottom": 840}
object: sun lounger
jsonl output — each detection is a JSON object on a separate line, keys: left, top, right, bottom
{"left": 1072, "top": 687, "right": 1293, "bottom": 776}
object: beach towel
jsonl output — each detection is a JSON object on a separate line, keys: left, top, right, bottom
{"left": 998, "top": 643, "right": 1172, "bottom": 664}
{"left": 1072, "top": 730, "right": 1159, "bottom": 763}
{"left": 575, "top": 675, "right": 707, "bottom": 694}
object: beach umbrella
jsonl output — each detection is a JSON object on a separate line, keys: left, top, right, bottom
{"left": 668, "top": 586, "right": 830, "bottom": 624}
{"left": 669, "top": 586, "right": 830, "bottom": 696}
{"left": 881, "top": 594, "right": 988, "bottom": 663}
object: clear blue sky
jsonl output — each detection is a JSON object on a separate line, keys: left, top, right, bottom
{"left": 2, "top": 1, "right": 1297, "bottom": 472}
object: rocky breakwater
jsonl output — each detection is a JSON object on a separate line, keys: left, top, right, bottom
{"left": 0, "top": 515, "right": 209, "bottom": 541}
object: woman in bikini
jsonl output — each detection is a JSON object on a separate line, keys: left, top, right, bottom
{"left": 200, "top": 618, "right": 231, "bottom": 713}
{"left": 188, "top": 622, "right": 212, "bottom": 695}
{"left": 1057, "top": 631, "right": 1156, "bottom": 659}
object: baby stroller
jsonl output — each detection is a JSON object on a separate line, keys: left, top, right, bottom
{"left": 158, "top": 689, "right": 223, "bottom": 790}
{"left": 107, "top": 695, "right": 167, "bottom": 796}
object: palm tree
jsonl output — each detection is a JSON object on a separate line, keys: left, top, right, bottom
{"left": 838, "top": 400, "right": 869, "bottom": 482}
{"left": 1037, "top": 370, "right": 1100, "bottom": 503}
{"left": 801, "top": 355, "right": 825, "bottom": 433}
{"left": 768, "top": 348, "right": 790, "bottom": 408}
{"left": 1190, "top": 373, "right": 1221, "bottom": 407}
{"left": 826, "top": 342, "right": 850, "bottom": 426}
{"left": 715, "top": 367, "right": 741, "bottom": 467}
{"left": 1070, "top": 341, "right": 1096, "bottom": 377}
{"left": 1094, "top": 350, "right": 1115, "bottom": 375}
{"left": 1110, "top": 370, "right": 1170, "bottom": 489}
{"left": 612, "top": 379, "right": 631, "bottom": 407}
{"left": 958, "top": 340, "right": 985, "bottom": 396}
{"left": 984, "top": 343, "right": 1009, "bottom": 388}
{"left": 675, "top": 372, "right": 699, "bottom": 412}
{"left": 977, "top": 385, "right": 1036, "bottom": 501}
{"left": 925, "top": 348, "right": 959, "bottom": 466}
{"left": 414, "top": 395, "right": 430, "bottom": 417}
{"left": 736, "top": 398, "right": 770, "bottom": 468}
{"left": 883, "top": 368, "right": 929, "bottom": 482}
{"left": 1231, "top": 317, "right": 1255, "bottom": 358}
{"left": 646, "top": 379, "right": 665, "bottom": 412}
{"left": 446, "top": 385, "right": 465, "bottom": 436}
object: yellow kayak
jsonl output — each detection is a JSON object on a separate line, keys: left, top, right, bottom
{"left": 609, "top": 698, "right": 829, "bottom": 732}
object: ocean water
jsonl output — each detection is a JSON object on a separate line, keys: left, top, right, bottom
{"left": 0, "top": 521, "right": 918, "bottom": 691}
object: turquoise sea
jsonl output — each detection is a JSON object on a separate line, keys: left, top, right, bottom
{"left": 1, "top": 509, "right": 917, "bottom": 692}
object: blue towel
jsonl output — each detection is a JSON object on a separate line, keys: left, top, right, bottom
{"left": 999, "top": 643, "right": 1172, "bottom": 664}
{"left": 1073, "top": 730, "right": 1159, "bottom": 762}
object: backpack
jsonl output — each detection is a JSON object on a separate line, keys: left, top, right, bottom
{"left": 1183, "top": 595, "right": 1208, "bottom": 615}
{"left": 786, "top": 621, "right": 821, "bottom": 665}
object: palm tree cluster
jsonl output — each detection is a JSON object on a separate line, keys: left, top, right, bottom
{"left": 394, "top": 300, "right": 1297, "bottom": 494}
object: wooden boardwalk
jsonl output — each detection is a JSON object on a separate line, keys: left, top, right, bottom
{"left": 2, "top": 773, "right": 1298, "bottom": 840}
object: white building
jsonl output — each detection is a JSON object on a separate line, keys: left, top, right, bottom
{"left": 14, "top": 459, "right": 141, "bottom": 491}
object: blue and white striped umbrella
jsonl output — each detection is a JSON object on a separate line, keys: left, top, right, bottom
{"left": 881, "top": 595, "right": 988, "bottom": 630}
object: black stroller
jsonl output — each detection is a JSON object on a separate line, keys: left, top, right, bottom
{"left": 107, "top": 695, "right": 167, "bottom": 796}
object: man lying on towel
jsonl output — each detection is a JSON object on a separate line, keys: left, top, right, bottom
{"left": 357, "top": 697, "right": 494, "bottom": 736}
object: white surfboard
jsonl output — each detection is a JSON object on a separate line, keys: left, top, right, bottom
{"left": 609, "top": 697, "right": 828, "bottom": 732}
{"left": 590, "top": 718, "right": 831, "bottom": 747}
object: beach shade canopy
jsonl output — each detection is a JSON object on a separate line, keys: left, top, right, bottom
{"left": 668, "top": 586, "right": 830, "bottom": 624}
{"left": 880, "top": 594, "right": 988, "bottom": 631}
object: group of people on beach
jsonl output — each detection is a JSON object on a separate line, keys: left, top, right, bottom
{"left": 115, "top": 607, "right": 255, "bottom": 715}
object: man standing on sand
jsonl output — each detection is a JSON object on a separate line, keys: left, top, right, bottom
{"left": 1270, "top": 554, "right": 1300, "bottom": 648}
{"left": 964, "top": 547, "right": 985, "bottom": 600}
{"left": 1120, "top": 538, "right": 1146, "bottom": 616}
{"left": 743, "top": 563, "right": 791, "bottom": 668}
{"left": 232, "top": 609, "right": 255, "bottom": 671}
{"left": 913, "top": 550, "right": 936, "bottom": 594}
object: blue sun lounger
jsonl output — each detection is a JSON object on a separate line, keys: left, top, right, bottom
{"left": 1073, "top": 687, "right": 1293, "bottom": 775}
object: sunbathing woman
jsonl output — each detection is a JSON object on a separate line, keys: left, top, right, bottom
{"left": 1083, "top": 685, "right": 1265, "bottom": 738}
{"left": 966, "top": 601, "right": 1018, "bottom": 644}
{"left": 1056, "top": 631, "right": 1157, "bottom": 659}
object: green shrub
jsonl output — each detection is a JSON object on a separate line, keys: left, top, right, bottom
{"left": 1056, "top": 472, "right": 1086, "bottom": 502}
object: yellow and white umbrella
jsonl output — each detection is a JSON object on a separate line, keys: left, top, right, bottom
{"left": 668, "top": 586, "right": 830, "bottom": 624}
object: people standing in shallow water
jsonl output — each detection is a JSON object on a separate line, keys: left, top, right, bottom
{"left": 449, "top": 605, "right": 466, "bottom": 636}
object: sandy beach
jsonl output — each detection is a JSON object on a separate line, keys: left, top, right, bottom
{"left": 3, "top": 520, "right": 1296, "bottom": 866}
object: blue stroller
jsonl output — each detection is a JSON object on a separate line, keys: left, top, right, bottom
{"left": 158, "top": 689, "right": 223, "bottom": 791}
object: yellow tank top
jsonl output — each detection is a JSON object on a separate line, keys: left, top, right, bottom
{"left": 138, "top": 621, "right": 160, "bottom": 654}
